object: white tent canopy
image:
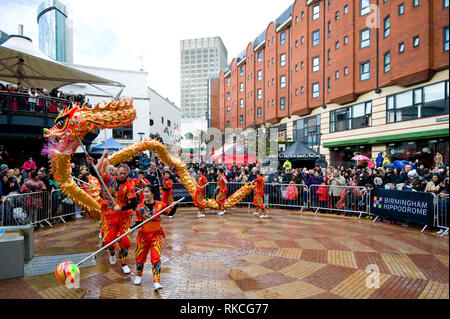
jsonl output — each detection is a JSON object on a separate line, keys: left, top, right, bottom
{"left": 0, "top": 35, "right": 123, "bottom": 90}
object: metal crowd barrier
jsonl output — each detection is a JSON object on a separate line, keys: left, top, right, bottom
{"left": 435, "top": 193, "right": 449, "bottom": 237}
{"left": 308, "top": 184, "right": 368, "bottom": 217}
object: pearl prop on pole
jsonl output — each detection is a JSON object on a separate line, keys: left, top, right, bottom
{"left": 55, "top": 197, "right": 185, "bottom": 286}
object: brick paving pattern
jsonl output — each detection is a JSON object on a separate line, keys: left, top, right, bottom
{"left": 0, "top": 208, "right": 448, "bottom": 299}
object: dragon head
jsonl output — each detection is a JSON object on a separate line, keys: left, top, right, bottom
{"left": 43, "top": 103, "right": 84, "bottom": 156}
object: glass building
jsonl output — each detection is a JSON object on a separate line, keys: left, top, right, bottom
{"left": 37, "top": 0, "right": 73, "bottom": 62}
{"left": 180, "top": 37, "right": 227, "bottom": 119}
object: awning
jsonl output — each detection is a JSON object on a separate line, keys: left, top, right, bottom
{"left": 91, "top": 137, "right": 124, "bottom": 152}
{"left": 323, "top": 128, "right": 449, "bottom": 148}
{"left": 279, "top": 140, "right": 321, "bottom": 159}
{"left": 0, "top": 35, "right": 123, "bottom": 89}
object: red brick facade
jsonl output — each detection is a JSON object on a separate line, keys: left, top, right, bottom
{"left": 211, "top": 0, "right": 449, "bottom": 131}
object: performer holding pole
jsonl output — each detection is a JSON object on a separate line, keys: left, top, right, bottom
{"left": 131, "top": 184, "right": 169, "bottom": 288}
{"left": 88, "top": 149, "right": 139, "bottom": 274}
{"left": 216, "top": 168, "right": 228, "bottom": 216}
{"left": 250, "top": 170, "right": 267, "bottom": 219}
{"left": 193, "top": 168, "right": 209, "bottom": 218}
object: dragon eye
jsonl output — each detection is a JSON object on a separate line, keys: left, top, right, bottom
{"left": 55, "top": 115, "right": 69, "bottom": 129}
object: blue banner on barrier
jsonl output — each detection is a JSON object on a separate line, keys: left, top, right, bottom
{"left": 172, "top": 183, "right": 193, "bottom": 203}
{"left": 370, "top": 189, "right": 435, "bottom": 226}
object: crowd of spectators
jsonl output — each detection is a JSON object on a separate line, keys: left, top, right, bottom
{"left": 0, "top": 83, "right": 89, "bottom": 113}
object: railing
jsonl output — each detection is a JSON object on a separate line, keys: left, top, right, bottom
{"left": 0, "top": 91, "right": 73, "bottom": 115}
{"left": 308, "top": 184, "right": 369, "bottom": 218}
{"left": 435, "top": 193, "right": 449, "bottom": 237}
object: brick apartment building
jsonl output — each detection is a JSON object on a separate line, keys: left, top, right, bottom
{"left": 210, "top": 0, "right": 449, "bottom": 168}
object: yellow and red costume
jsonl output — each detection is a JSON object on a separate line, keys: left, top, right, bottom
{"left": 253, "top": 175, "right": 266, "bottom": 211}
{"left": 134, "top": 200, "right": 167, "bottom": 282}
{"left": 80, "top": 175, "right": 104, "bottom": 234}
{"left": 193, "top": 175, "right": 208, "bottom": 209}
{"left": 216, "top": 175, "right": 227, "bottom": 208}
{"left": 161, "top": 177, "right": 174, "bottom": 213}
{"left": 130, "top": 177, "right": 150, "bottom": 202}
{"left": 100, "top": 174, "right": 137, "bottom": 264}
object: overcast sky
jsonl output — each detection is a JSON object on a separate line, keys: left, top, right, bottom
{"left": 1, "top": 0, "right": 294, "bottom": 106}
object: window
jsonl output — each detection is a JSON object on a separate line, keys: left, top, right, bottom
{"left": 280, "top": 53, "right": 286, "bottom": 66}
{"left": 445, "top": 0, "right": 449, "bottom": 8}
{"left": 226, "top": 106, "right": 230, "bottom": 115}
{"left": 278, "top": 75, "right": 286, "bottom": 88}
{"left": 335, "top": 71, "right": 340, "bottom": 79}
{"left": 295, "top": 64, "right": 298, "bottom": 72}
{"left": 312, "top": 56, "right": 320, "bottom": 72}
{"left": 344, "top": 36, "right": 348, "bottom": 45}
{"left": 344, "top": 66, "right": 348, "bottom": 75}
{"left": 240, "top": 82, "right": 244, "bottom": 92}
{"left": 328, "top": 0, "right": 331, "bottom": 10}
{"left": 360, "top": 28, "right": 370, "bottom": 48}
{"left": 313, "top": 4, "right": 320, "bottom": 20}
{"left": 295, "top": 40, "right": 299, "bottom": 48}
{"left": 280, "top": 32, "right": 286, "bottom": 45}
{"left": 386, "top": 80, "right": 449, "bottom": 123}
{"left": 328, "top": 49, "right": 331, "bottom": 65}
{"left": 301, "top": 11, "right": 304, "bottom": 19}
{"left": 272, "top": 57, "right": 274, "bottom": 65}
{"left": 399, "top": 3, "right": 405, "bottom": 15}
{"left": 336, "top": 41, "right": 340, "bottom": 50}
{"left": 301, "top": 86, "right": 304, "bottom": 94}
{"left": 240, "top": 66, "right": 244, "bottom": 76}
{"left": 257, "top": 107, "right": 262, "bottom": 118}
{"left": 312, "top": 82, "right": 320, "bottom": 98}
{"left": 312, "top": 30, "right": 320, "bottom": 46}
{"left": 113, "top": 125, "right": 133, "bottom": 140}
{"left": 240, "top": 115, "right": 243, "bottom": 125}
{"left": 327, "top": 77, "right": 331, "bottom": 93}
{"left": 445, "top": 27, "right": 449, "bottom": 52}
{"left": 280, "top": 97, "right": 286, "bottom": 110}
{"left": 399, "top": 42, "right": 405, "bottom": 53}
{"left": 384, "top": 16, "right": 390, "bottom": 38}
{"left": 413, "top": 0, "right": 419, "bottom": 7}
{"left": 226, "top": 77, "right": 230, "bottom": 86}
{"left": 227, "top": 92, "right": 230, "bottom": 100}
{"left": 360, "top": 61, "right": 371, "bottom": 81}
{"left": 330, "top": 101, "right": 372, "bottom": 132}
{"left": 360, "top": 0, "right": 370, "bottom": 16}
{"left": 295, "top": 89, "right": 299, "bottom": 96}
{"left": 413, "top": 35, "right": 420, "bottom": 47}
{"left": 257, "top": 70, "right": 262, "bottom": 81}
{"left": 344, "top": 5, "right": 348, "bottom": 14}
{"left": 384, "top": 51, "right": 391, "bottom": 73}
{"left": 335, "top": 11, "right": 340, "bottom": 20}
{"left": 240, "top": 98, "right": 244, "bottom": 108}
{"left": 328, "top": 21, "right": 331, "bottom": 38}
{"left": 293, "top": 115, "right": 321, "bottom": 146}
{"left": 301, "top": 61, "right": 304, "bottom": 69}
{"left": 257, "top": 88, "right": 262, "bottom": 100}
{"left": 226, "top": 121, "right": 230, "bottom": 128}
{"left": 296, "top": 15, "right": 298, "bottom": 23}
{"left": 301, "top": 36, "right": 304, "bottom": 43}
{"left": 167, "top": 119, "right": 171, "bottom": 127}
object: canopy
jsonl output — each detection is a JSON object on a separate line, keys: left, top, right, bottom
{"left": 279, "top": 140, "right": 321, "bottom": 159}
{"left": 0, "top": 35, "right": 123, "bottom": 89}
{"left": 91, "top": 137, "right": 124, "bottom": 152}
{"left": 393, "top": 160, "right": 415, "bottom": 170}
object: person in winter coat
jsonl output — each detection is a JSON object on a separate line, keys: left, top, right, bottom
{"left": 284, "top": 181, "right": 298, "bottom": 208}
{"left": 375, "top": 153, "right": 384, "bottom": 167}
{"left": 307, "top": 171, "right": 324, "bottom": 208}
{"left": 316, "top": 182, "right": 329, "bottom": 213}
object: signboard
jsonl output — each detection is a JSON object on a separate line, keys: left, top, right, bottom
{"left": 172, "top": 183, "right": 193, "bottom": 203}
{"left": 370, "top": 189, "right": 435, "bottom": 226}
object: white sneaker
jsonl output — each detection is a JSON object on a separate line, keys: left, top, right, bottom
{"left": 437, "top": 229, "right": 444, "bottom": 234}
{"left": 259, "top": 215, "right": 268, "bottom": 219}
{"left": 98, "top": 232, "right": 103, "bottom": 239}
{"left": 154, "top": 282, "right": 163, "bottom": 290}
{"left": 217, "top": 211, "right": 225, "bottom": 216}
{"left": 109, "top": 255, "right": 116, "bottom": 265}
{"left": 122, "top": 265, "right": 131, "bottom": 274}
{"left": 253, "top": 211, "right": 259, "bottom": 216}
{"left": 197, "top": 213, "right": 205, "bottom": 218}
{"left": 74, "top": 213, "right": 83, "bottom": 219}
{"left": 168, "top": 215, "right": 174, "bottom": 219}
{"left": 134, "top": 276, "right": 142, "bottom": 285}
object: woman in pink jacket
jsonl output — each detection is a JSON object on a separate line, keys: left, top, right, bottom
{"left": 22, "top": 157, "right": 37, "bottom": 178}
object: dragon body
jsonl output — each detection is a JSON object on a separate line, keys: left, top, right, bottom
{"left": 43, "top": 99, "right": 254, "bottom": 221}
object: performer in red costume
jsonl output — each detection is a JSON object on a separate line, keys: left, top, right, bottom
{"left": 250, "top": 171, "right": 267, "bottom": 219}
{"left": 161, "top": 171, "right": 177, "bottom": 218}
{"left": 131, "top": 184, "right": 167, "bottom": 289}
{"left": 93, "top": 151, "right": 139, "bottom": 274}
{"left": 130, "top": 171, "right": 150, "bottom": 203}
{"left": 215, "top": 168, "right": 228, "bottom": 216}
{"left": 194, "top": 168, "right": 209, "bottom": 218}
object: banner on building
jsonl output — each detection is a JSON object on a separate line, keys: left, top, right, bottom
{"left": 172, "top": 183, "right": 193, "bottom": 203}
{"left": 370, "top": 189, "right": 435, "bottom": 226}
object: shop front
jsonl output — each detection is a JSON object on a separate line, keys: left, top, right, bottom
{"left": 329, "top": 145, "right": 372, "bottom": 169}
{"left": 387, "top": 138, "right": 448, "bottom": 168}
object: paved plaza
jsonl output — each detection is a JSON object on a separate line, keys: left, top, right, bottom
{"left": 0, "top": 208, "right": 448, "bottom": 299}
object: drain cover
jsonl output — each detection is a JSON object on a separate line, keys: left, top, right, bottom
{"left": 24, "top": 252, "right": 97, "bottom": 277}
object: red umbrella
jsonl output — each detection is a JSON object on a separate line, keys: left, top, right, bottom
{"left": 351, "top": 155, "right": 370, "bottom": 161}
